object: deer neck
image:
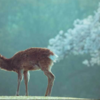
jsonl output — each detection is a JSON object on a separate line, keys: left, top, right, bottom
{"left": 0, "top": 57, "right": 13, "bottom": 71}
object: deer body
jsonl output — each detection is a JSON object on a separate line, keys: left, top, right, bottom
{"left": 0, "top": 48, "right": 57, "bottom": 96}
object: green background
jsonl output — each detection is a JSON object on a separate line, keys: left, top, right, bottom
{"left": 0, "top": 0, "right": 100, "bottom": 99}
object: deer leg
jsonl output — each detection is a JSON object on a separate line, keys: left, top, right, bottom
{"left": 23, "top": 71, "right": 30, "bottom": 96}
{"left": 16, "top": 70, "right": 23, "bottom": 96}
{"left": 43, "top": 70, "right": 55, "bottom": 96}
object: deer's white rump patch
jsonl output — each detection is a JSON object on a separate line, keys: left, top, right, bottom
{"left": 49, "top": 54, "right": 58, "bottom": 62}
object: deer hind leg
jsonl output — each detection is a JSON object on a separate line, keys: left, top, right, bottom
{"left": 23, "top": 70, "right": 30, "bottom": 96}
{"left": 16, "top": 70, "right": 23, "bottom": 96}
{"left": 43, "top": 70, "right": 55, "bottom": 96}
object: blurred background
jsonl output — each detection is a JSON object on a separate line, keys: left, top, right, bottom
{"left": 0, "top": 0, "right": 100, "bottom": 99}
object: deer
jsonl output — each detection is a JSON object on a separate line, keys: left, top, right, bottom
{"left": 0, "top": 47, "right": 58, "bottom": 96}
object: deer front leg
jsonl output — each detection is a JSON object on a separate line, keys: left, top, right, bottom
{"left": 16, "top": 70, "right": 23, "bottom": 96}
{"left": 23, "top": 70, "right": 30, "bottom": 96}
{"left": 43, "top": 70, "right": 55, "bottom": 96}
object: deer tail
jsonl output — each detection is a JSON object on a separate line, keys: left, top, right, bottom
{"left": 48, "top": 53, "right": 58, "bottom": 62}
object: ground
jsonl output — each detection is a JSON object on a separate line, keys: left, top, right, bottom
{"left": 0, "top": 96, "right": 95, "bottom": 100}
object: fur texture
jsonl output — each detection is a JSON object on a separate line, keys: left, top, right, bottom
{"left": 0, "top": 47, "right": 56, "bottom": 96}
{"left": 0, "top": 48, "right": 55, "bottom": 73}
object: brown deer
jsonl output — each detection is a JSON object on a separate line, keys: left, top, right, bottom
{"left": 0, "top": 47, "right": 57, "bottom": 96}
